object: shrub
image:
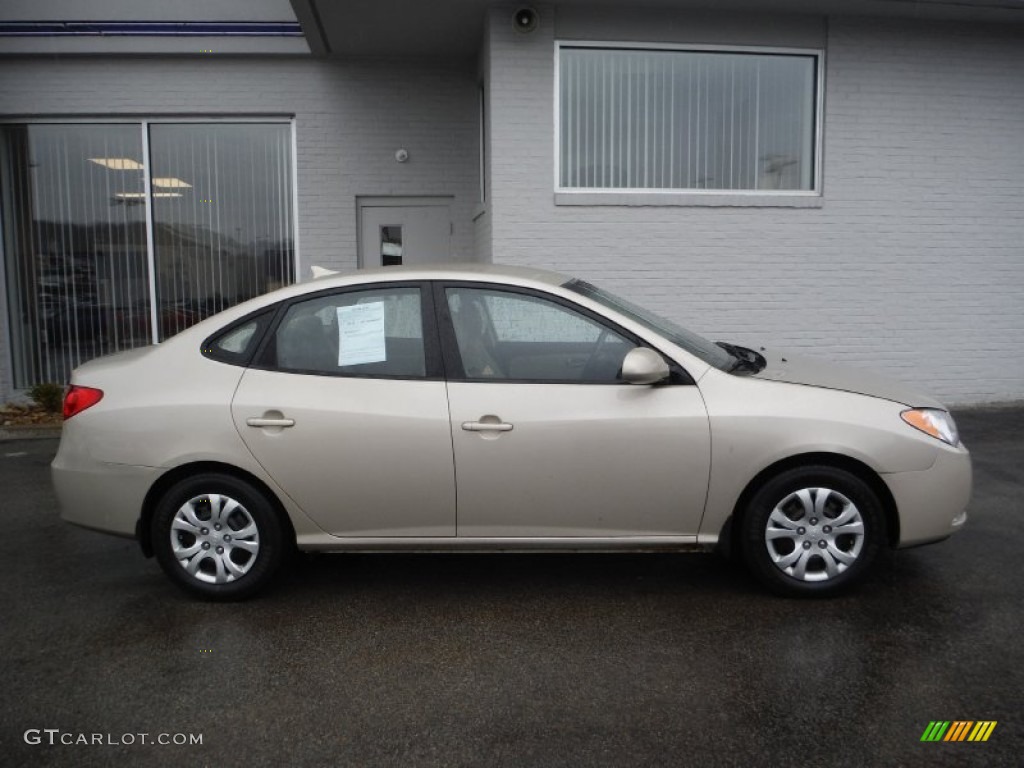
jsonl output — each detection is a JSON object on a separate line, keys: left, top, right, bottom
{"left": 29, "top": 382, "right": 64, "bottom": 414}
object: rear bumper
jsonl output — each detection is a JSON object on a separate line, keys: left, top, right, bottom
{"left": 52, "top": 448, "right": 159, "bottom": 538}
{"left": 883, "top": 442, "right": 972, "bottom": 548}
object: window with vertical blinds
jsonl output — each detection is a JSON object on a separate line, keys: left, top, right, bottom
{"left": 558, "top": 46, "right": 819, "bottom": 193}
{"left": 1, "top": 121, "right": 295, "bottom": 389}
{"left": 1, "top": 124, "right": 151, "bottom": 387}
{"left": 148, "top": 123, "right": 295, "bottom": 340}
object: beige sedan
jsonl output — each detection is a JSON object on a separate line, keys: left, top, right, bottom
{"left": 53, "top": 265, "right": 971, "bottom": 599}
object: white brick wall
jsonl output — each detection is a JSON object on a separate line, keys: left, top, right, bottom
{"left": 0, "top": 56, "right": 480, "bottom": 400}
{"left": 486, "top": 6, "right": 1024, "bottom": 405}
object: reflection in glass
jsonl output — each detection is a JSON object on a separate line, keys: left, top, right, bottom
{"left": 148, "top": 123, "right": 294, "bottom": 340}
{"left": 1, "top": 124, "right": 151, "bottom": 387}
{"left": 1, "top": 121, "right": 296, "bottom": 387}
{"left": 380, "top": 225, "right": 403, "bottom": 267}
{"left": 560, "top": 48, "right": 816, "bottom": 191}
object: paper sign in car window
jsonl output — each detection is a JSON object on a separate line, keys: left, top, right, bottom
{"left": 337, "top": 302, "right": 387, "bottom": 366}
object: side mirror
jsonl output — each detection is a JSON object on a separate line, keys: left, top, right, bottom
{"left": 621, "top": 348, "right": 670, "bottom": 385}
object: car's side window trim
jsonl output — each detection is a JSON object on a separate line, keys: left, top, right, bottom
{"left": 201, "top": 307, "right": 280, "bottom": 367}
{"left": 249, "top": 301, "right": 289, "bottom": 370}
{"left": 431, "top": 281, "right": 693, "bottom": 385}
{"left": 250, "top": 281, "right": 444, "bottom": 380}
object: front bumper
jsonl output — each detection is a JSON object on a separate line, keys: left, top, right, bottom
{"left": 883, "top": 442, "right": 972, "bottom": 548}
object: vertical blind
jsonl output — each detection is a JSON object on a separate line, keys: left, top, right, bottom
{"left": 149, "top": 123, "right": 295, "bottom": 340}
{"left": 1, "top": 124, "right": 150, "bottom": 387}
{"left": 559, "top": 47, "right": 817, "bottom": 192}
{"left": 1, "top": 121, "right": 294, "bottom": 388}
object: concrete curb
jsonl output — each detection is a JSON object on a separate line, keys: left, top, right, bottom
{"left": 0, "top": 427, "right": 62, "bottom": 441}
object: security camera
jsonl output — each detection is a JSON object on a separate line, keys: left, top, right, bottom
{"left": 513, "top": 7, "right": 539, "bottom": 34}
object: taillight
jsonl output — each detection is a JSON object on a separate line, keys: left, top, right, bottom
{"left": 63, "top": 385, "right": 104, "bottom": 420}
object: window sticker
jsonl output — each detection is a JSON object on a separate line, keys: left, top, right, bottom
{"left": 337, "top": 302, "right": 387, "bottom": 366}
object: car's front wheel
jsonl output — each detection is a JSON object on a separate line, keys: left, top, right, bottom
{"left": 739, "top": 466, "right": 886, "bottom": 596}
{"left": 151, "top": 473, "right": 287, "bottom": 600}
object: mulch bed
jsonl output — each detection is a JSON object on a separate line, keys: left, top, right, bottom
{"left": 0, "top": 404, "right": 63, "bottom": 429}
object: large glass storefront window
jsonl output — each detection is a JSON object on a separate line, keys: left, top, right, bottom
{"left": 1, "top": 124, "right": 150, "bottom": 386}
{"left": 148, "top": 123, "right": 295, "bottom": 340}
{"left": 1, "top": 121, "right": 295, "bottom": 388}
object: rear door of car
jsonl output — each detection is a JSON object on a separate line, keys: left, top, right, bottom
{"left": 437, "top": 282, "right": 711, "bottom": 538}
{"left": 231, "top": 281, "right": 456, "bottom": 536}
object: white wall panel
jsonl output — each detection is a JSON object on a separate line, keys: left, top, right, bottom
{"left": 486, "top": 6, "right": 1024, "bottom": 405}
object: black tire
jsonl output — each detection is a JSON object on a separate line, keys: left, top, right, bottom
{"left": 151, "top": 473, "right": 287, "bottom": 601}
{"left": 739, "top": 465, "right": 886, "bottom": 597}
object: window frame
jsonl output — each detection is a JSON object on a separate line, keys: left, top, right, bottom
{"left": 553, "top": 40, "right": 825, "bottom": 203}
{"left": 201, "top": 307, "right": 278, "bottom": 367}
{"left": 1, "top": 116, "right": 299, "bottom": 392}
{"left": 0, "top": 116, "right": 299, "bottom": 344}
{"left": 432, "top": 281, "right": 693, "bottom": 385}
{"left": 251, "top": 281, "right": 445, "bottom": 381}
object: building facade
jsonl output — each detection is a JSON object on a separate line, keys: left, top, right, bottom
{"left": 1, "top": 0, "right": 1022, "bottom": 404}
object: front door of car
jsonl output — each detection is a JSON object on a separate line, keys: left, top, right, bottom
{"left": 438, "top": 284, "right": 711, "bottom": 538}
{"left": 231, "top": 283, "right": 456, "bottom": 536}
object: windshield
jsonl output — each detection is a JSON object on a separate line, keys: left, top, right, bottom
{"left": 565, "top": 279, "right": 734, "bottom": 371}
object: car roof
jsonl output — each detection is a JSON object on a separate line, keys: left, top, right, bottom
{"left": 308, "top": 262, "right": 571, "bottom": 289}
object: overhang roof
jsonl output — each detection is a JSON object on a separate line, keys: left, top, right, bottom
{"left": 291, "top": 0, "right": 1024, "bottom": 59}
{"left": 0, "top": 0, "right": 309, "bottom": 55}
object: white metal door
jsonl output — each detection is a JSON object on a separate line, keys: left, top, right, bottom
{"left": 359, "top": 199, "right": 452, "bottom": 268}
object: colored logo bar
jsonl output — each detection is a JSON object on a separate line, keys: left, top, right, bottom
{"left": 921, "top": 721, "right": 997, "bottom": 742}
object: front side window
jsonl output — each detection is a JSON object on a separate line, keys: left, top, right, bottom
{"left": 558, "top": 46, "right": 818, "bottom": 192}
{"left": 271, "top": 286, "right": 426, "bottom": 377}
{"left": 446, "top": 287, "right": 636, "bottom": 382}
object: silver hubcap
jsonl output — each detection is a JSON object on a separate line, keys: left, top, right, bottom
{"left": 170, "top": 494, "right": 260, "bottom": 584}
{"left": 764, "top": 487, "right": 865, "bottom": 582}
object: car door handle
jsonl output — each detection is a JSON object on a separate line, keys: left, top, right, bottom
{"left": 246, "top": 417, "right": 295, "bottom": 428}
{"left": 462, "top": 421, "right": 513, "bottom": 432}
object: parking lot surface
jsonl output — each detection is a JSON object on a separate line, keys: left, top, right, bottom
{"left": 1, "top": 408, "right": 1021, "bottom": 767}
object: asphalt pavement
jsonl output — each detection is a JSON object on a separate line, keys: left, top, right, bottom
{"left": 1, "top": 408, "right": 1021, "bottom": 767}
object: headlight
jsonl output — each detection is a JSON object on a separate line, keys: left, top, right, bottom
{"left": 901, "top": 408, "right": 959, "bottom": 446}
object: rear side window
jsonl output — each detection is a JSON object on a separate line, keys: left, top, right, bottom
{"left": 202, "top": 311, "right": 274, "bottom": 366}
{"left": 268, "top": 286, "right": 428, "bottom": 378}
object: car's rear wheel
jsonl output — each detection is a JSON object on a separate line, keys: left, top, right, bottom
{"left": 739, "top": 466, "right": 885, "bottom": 596}
{"left": 151, "top": 473, "right": 286, "bottom": 600}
